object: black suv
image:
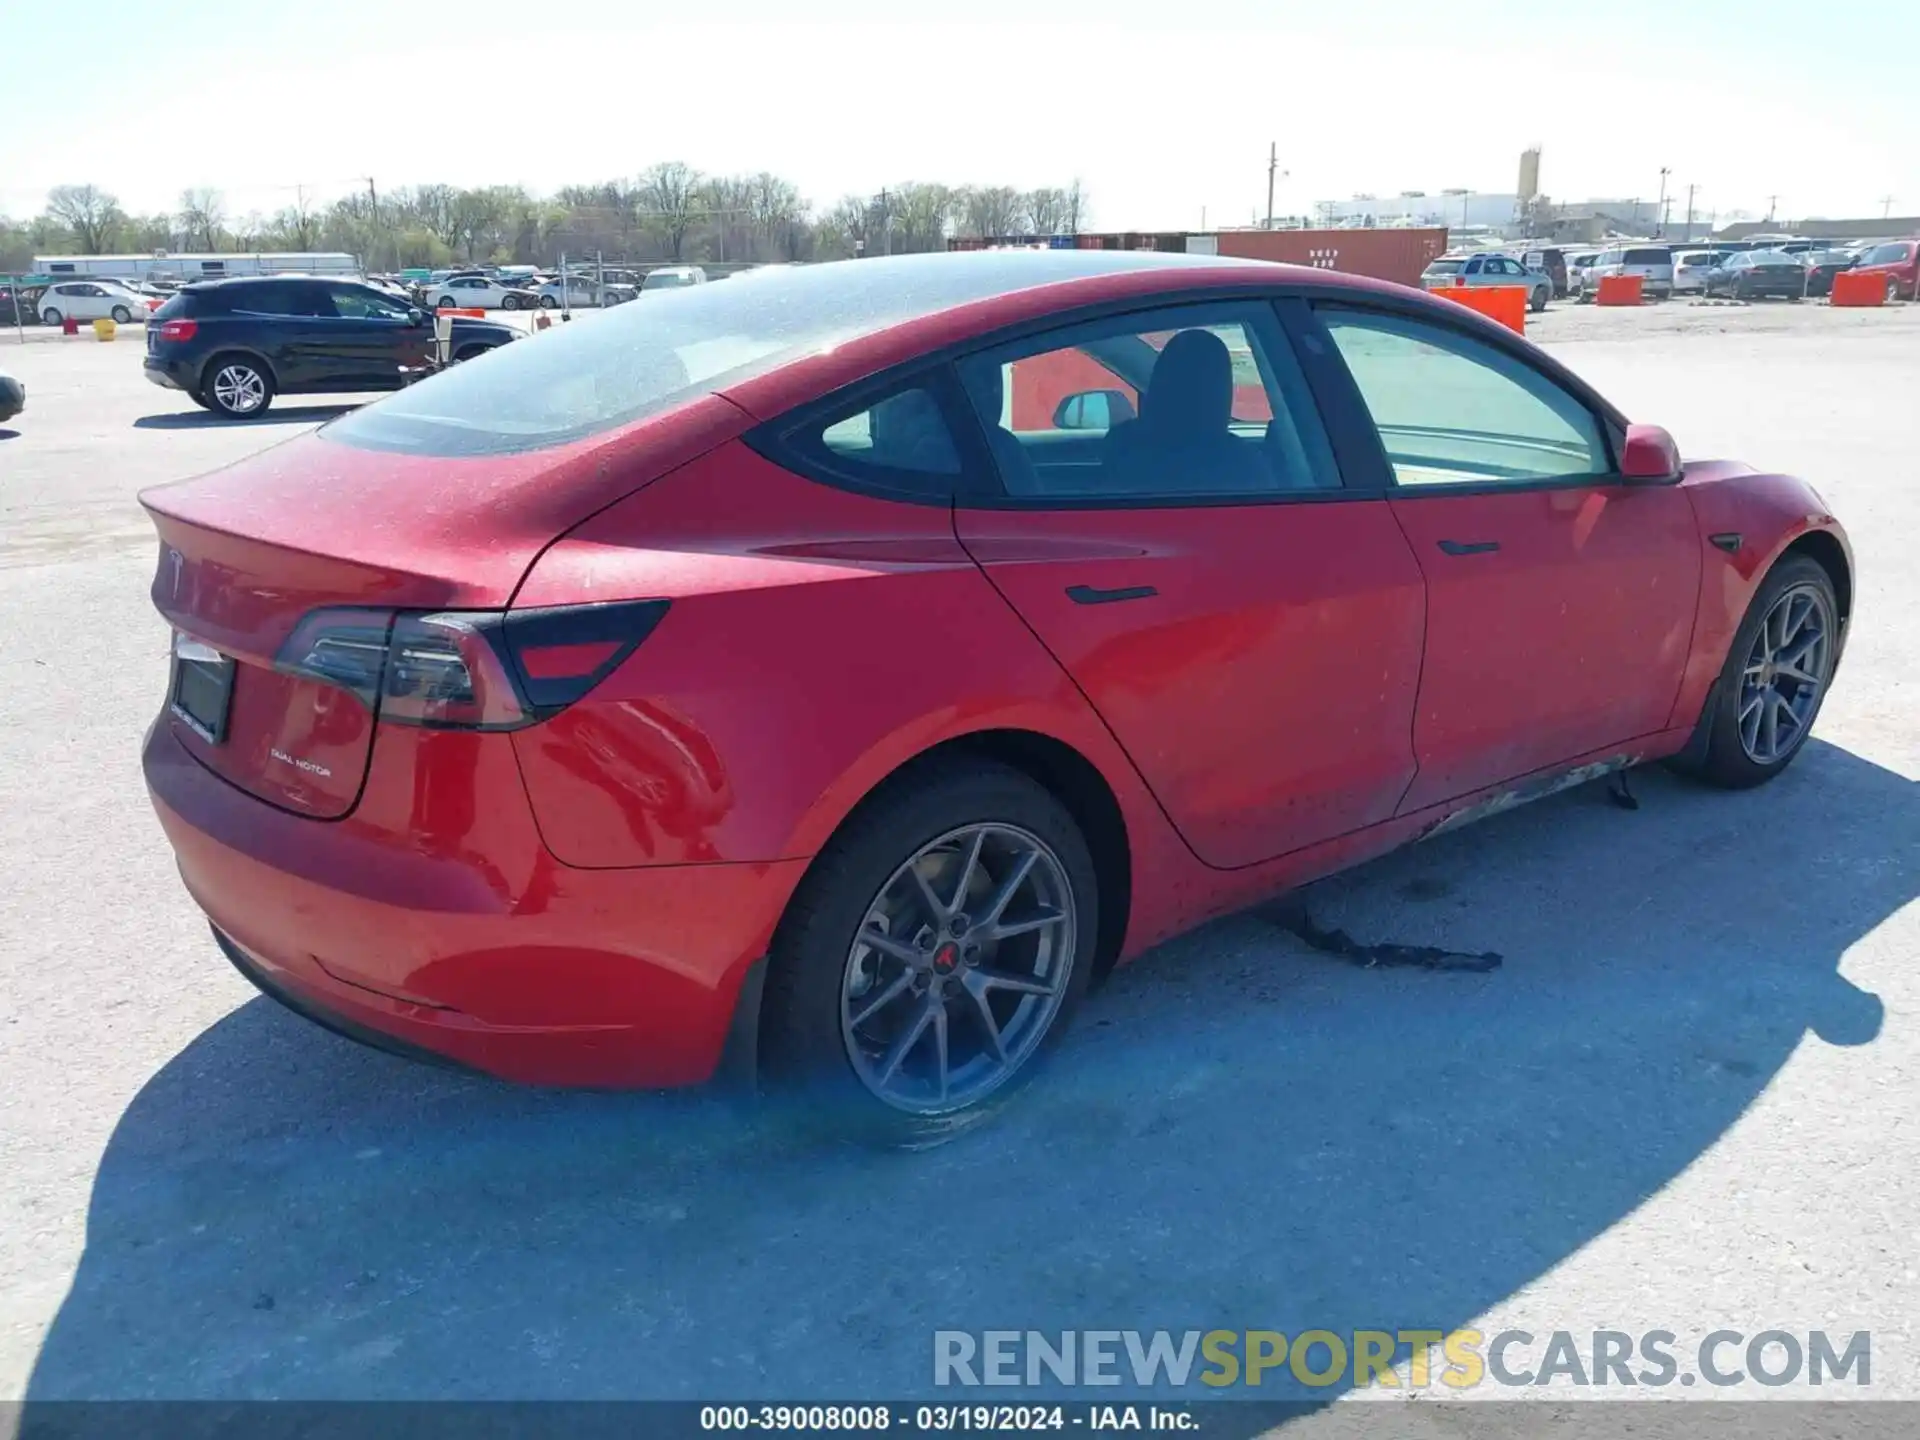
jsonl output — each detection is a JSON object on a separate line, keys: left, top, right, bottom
{"left": 144, "top": 276, "right": 519, "bottom": 418}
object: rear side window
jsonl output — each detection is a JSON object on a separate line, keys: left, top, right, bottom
{"left": 225, "top": 283, "right": 315, "bottom": 317}
{"left": 780, "top": 382, "right": 962, "bottom": 499}
{"left": 1318, "top": 307, "right": 1609, "bottom": 486}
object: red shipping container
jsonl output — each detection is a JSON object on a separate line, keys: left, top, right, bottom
{"left": 1208, "top": 228, "right": 1450, "bottom": 287}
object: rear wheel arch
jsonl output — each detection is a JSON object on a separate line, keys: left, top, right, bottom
{"left": 783, "top": 728, "right": 1134, "bottom": 986}
{"left": 198, "top": 347, "right": 279, "bottom": 394}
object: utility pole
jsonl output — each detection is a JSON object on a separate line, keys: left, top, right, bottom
{"left": 1656, "top": 167, "right": 1670, "bottom": 236}
{"left": 1262, "top": 147, "right": 1290, "bottom": 229}
{"left": 1881, "top": 195, "right": 1896, "bottom": 220}
{"left": 1683, "top": 184, "right": 1697, "bottom": 244}
{"left": 366, "top": 177, "right": 383, "bottom": 271}
{"left": 1766, "top": 194, "right": 1779, "bottom": 224}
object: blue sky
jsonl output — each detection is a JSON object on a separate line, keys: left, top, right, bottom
{"left": 4, "top": 0, "right": 1915, "bottom": 231}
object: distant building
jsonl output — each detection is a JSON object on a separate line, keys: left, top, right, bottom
{"left": 1718, "top": 216, "right": 1920, "bottom": 241}
{"left": 1316, "top": 193, "right": 1518, "bottom": 229}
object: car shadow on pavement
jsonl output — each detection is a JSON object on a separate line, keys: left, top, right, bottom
{"left": 21, "top": 740, "right": 1913, "bottom": 1412}
{"left": 132, "top": 405, "right": 359, "bottom": 430}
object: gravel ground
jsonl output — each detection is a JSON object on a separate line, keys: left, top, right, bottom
{"left": 1, "top": 301, "right": 1915, "bottom": 1423}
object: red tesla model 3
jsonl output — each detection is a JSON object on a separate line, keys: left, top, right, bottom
{"left": 141, "top": 251, "right": 1851, "bottom": 1141}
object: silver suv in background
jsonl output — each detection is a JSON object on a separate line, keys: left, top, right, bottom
{"left": 1581, "top": 245, "right": 1675, "bottom": 300}
{"left": 1671, "top": 249, "right": 1730, "bottom": 295}
{"left": 1418, "top": 252, "right": 1553, "bottom": 312}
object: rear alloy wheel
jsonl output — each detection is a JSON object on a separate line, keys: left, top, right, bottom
{"left": 761, "top": 760, "right": 1097, "bottom": 1145}
{"left": 1889, "top": 277, "right": 1902, "bottom": 304}
{"left": 539, "top": 294, "right": 558, "bottom": 309}
{"left": 41, "top": 307, "right": 62, "bottom": 327}
{"left": 204, "top": 357, "right": 274, "bottom": 419}
{"left": 437, "top": 295, "right": 456, "bottom": 310}
{"left": 110, "top": 305, "right": 133, "bottom": 324}
{"left": 1673, "top": 555, "right": 1838, "bottom": 789}
{"left": 501, "top": 293, "right": 521, "bottom": 310}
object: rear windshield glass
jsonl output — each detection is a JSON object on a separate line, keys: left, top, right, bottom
{"left": 1425, "top": 260, "right": 1465, "bottom": 274}
{"left": 323, "top": 253, "right": 1209, "bottom": 458}
{"left": 1622, "top": 248, "right": 1670, "bottom": 265}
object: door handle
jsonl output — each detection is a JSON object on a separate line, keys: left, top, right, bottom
{"left": 1436, "top": 539, "right": 1500, "bottom": 556}
{"left": 1065, "top": 583, "right": 1158, "bottom": 605}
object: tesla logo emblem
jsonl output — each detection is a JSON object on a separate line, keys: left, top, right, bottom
{"left": 167, "top": 548, "right": 184, "bottom": 598}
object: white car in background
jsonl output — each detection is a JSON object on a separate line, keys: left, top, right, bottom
{"left": 37, "top": 279, "right": 156, "bottom": 326}
{"left": 641, "top": 265, "right": 709, "bottom": 292}
{"left": 535, "top": 275, "right": 604, "bottom": 309}
{"left": 1671, "top": 249, "right": 1729, "bottom": 295}
{"left": 430, "top": 274, "right": 540, "bottom": 310}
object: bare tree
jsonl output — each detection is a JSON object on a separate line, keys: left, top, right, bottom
{"left": 177, "top": 187, "right": 226, "bottom": 250}
{"left": 818, "top": 195, "right": 871, "bottom": 258}
{"left": 1025, "top": 187, "right": 1068, "bottom": 235}
{"left": 638, "top": 161, "right": 702, "bottom": 261}
{"left": 889, "top": 183, "right": 955, "bottom": 253}
{"left": 44, "top": 184, "right": 124, "bottom": 253}
{"left": 273, "top": 188, "right": 321, "bottom": 249}
{"left": 1063, "top": 178, "right": 1088, "bottom": 234}
{"left": 959, "top": 185, "right": 1026, "bottom": 238}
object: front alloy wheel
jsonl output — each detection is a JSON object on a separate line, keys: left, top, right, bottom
{"left": 841, "top": 823, "right": 1076, "bottom": 1115}
{"left": 1737, "top": 584, "right": 1831, "bottom": 765}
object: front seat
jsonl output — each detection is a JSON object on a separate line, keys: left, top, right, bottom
{"left": 1101, "top": 329, "right": 1275, "bottom": 494}
{"left": 969, "top": 364, "right": 1043, "bottom": 495}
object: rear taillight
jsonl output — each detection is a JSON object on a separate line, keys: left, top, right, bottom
{"left": 274, "top": 600, "right": 669, "bottom": 730}
{"left": 158, "top": 318, "right": 198, "bottom": 342}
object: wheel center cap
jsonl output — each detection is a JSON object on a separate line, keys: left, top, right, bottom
{"left": 932, "top": 942, "right": 960, "bottom": 974}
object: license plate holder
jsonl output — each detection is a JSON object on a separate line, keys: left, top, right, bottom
{"left": 169, "top": 640, "right": 236, "bottom": 745}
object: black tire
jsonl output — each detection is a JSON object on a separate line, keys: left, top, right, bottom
{"left": 41, "top": 307, "right": 62, "bottom": 327}
{"left": 1529, "top": 285, "right": 1548, "bottom": 313}
{"left": 436, "top": 295, "right": 456, "bottom": 310}
{"left": 538, "top": 294, "right": 558, "bottom": 309}
{"left": 501, "top": 293, "right": 521, "bottom": 310}
{"left": 110, "top": 305, "right": 133, "bottom": 324}
{"left": 1888, "top": 277, "right": 1901, "bottom": 304}
{"left": 200, "top": 353, "right": 276, "bottom": 419}
{"left": 1670, "top": 555, "right": 1839, "bottom": 790}
{"left": 760, "top": 758, "right": 1099, "bottom": 1147}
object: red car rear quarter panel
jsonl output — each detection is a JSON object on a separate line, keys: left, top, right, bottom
{"left": 1667, "top": 462, "right": 1851, "bottom": 731}
{"left": 508, "top": 442, "right": 1185, "bottom": 889}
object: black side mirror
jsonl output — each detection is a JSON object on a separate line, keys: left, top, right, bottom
{"left": 1053, "top": 389, "right": 1137, "bottom": 431}
{"left": 407, "top": 307, "right": 425, "bottom": 326}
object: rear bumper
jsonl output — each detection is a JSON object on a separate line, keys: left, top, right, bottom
{"left": 143, "top": 717, "right": 806, "bottom": 1087}
{"left": 144, "top": 355, "right": 193, "bottom": 391}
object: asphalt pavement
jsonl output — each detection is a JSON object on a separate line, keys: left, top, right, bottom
{"left": 0, "top": 302, "right": 1914, "bottom": 1420}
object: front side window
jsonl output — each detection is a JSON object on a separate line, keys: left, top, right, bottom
{"left": 1318, "top": 308, "right": 1610, "bottom": 487}
{"left": 954, "top": 301, "right": 1341, "bottom": 501}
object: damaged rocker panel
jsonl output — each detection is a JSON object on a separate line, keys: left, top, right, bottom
{"left": 1419, "top": 755, "right": 1640, "bottom": 842}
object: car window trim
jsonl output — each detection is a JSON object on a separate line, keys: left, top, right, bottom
{"left": 744, "top": 359, "right": 999, "bottom": 508}
{"left": 1300, "top": 294, "right": 1628, "bottom": 497}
